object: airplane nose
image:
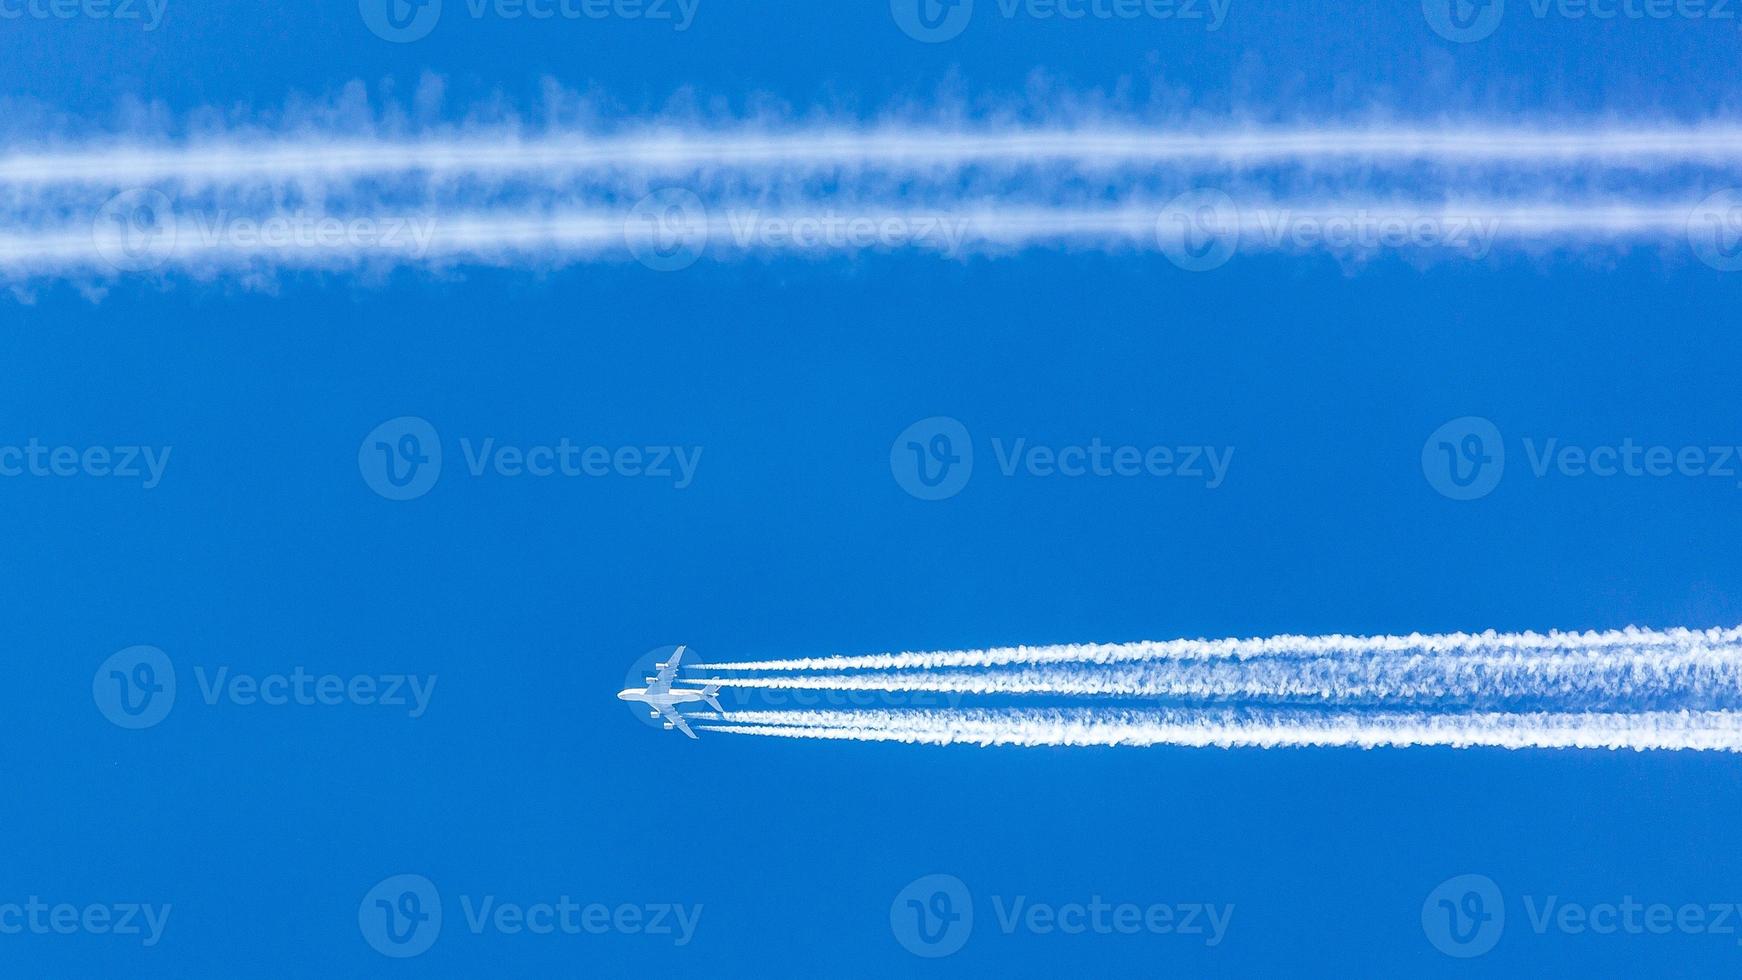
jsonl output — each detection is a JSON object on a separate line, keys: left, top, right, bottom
{"left": 615, "top": 690, "right": 630, "bottom": 700}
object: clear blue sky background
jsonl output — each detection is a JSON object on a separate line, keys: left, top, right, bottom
{"left": 6, "top": 0, "right": 1742, "bottom": 975}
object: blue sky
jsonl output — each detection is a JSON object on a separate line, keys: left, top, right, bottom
{"left": 7, "top": 0, "right": 1742, "bottom": 974}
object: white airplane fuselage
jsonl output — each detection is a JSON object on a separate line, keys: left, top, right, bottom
{"left": 621, "top": 646, "right": 717, "bottom": 737}
{"left": 617, "top": 687, "right": 710, "bottom": 711}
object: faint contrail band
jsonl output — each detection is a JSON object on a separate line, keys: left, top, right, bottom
{"left": 688, "top": 642, "right": 1742, "bottom": 708}
{"left": 8, "top": 126, "right": 1742, "bottom": 186}
{"left": 696, "top": 707, "right": 1742, "bottom": 751}
{"left": 689, "top": 627, "right": 1742, "bottom": 749}
{"left": 699, "top": 625, "right": 1742, "bottom": 671}
{"left": 9, "top": 110, "right": 1742, "bottom": 285}
{"left": 5, "top": 201, "right": 1729, "bottom": 276}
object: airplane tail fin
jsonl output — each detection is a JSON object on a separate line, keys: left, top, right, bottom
{"left": 702, "top": 685, "right": 724, "bottom": 714}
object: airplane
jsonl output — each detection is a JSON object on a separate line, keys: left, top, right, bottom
{"left": 616, "top": 645, "right": 722, "bottom": 739}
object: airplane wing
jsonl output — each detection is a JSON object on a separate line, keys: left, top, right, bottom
{"left": 655, "top": 703, "right": 699, "bottom": 740}
{"left": 643, "top": 644, "right": 687, "bottom": 697}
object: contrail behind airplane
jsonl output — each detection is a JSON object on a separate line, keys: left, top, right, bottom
{"left": 2, "top": 201, "right": 1731, "bottom": 280}
{"left": 695, "top": 707, "right": 1742, "bottom": 751}
{"left": 9, "top": 98, "right": 1742, "bottom": 287}
{"left": 699, "top": 625, "right": 1742, "bottom": 671}
{"left": 7, "top": 125, "right": 1742, "bottom": 188}
{"left": 687, "top": 642, "right": 1742, "bottom": 709}
{"left": 672, "top": 626, "right": 1742, "bottom": 750}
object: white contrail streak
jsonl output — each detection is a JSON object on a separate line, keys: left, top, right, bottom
{"left": 688, "top": 626, "right": 1742, "bottom": 751}
{"left": 701, "top": 625, "right": 1742, "bottom": 671}
{"left": 696, "top": 707, "right": 1742, "bottom": 751}
{"left": 10, "top": 105, "right": 1742, "bottom": 286}
{"left": 7, "top": 126, "right": 1742, "bottom": 187}
{"left": 3, "top": 201, "right": 1727, "bottom": 278}
{"left": 688, "top": 642, "right": 1742, "bottom": 705}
